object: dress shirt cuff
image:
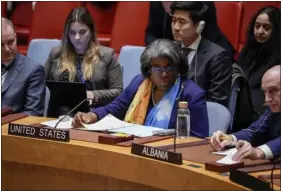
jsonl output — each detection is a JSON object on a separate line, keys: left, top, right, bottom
{"left": 258, "top": 144, "right": 274, "bottom": 160}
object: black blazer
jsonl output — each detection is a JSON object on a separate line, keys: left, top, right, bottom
{"left": 187, "top": 37, "right": 232, "bottom": 107}
{"left": 145, "top": 2, "right": 236, "bottom": 59}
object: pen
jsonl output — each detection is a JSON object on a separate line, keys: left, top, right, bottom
{"left": 206, "top": 136, "right": 232, "bottom": 141}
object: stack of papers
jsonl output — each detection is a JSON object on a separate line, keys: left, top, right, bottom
{"left": 80, "top": 114, "right": 165, "bottom": 137}
{"left": 41, "top": 114, "right": 168, "bottom": 137}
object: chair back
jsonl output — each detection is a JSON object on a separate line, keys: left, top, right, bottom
{"left": 27, "top": 39, "right": 61, "bottom": 65}
{"left": 207, "top": 101, "right": 231, "bottom": 136}
{"left": 228, "top": 76, "right": 242, "bottom": 133}
{"left": 27, "top": 39, "right": 60, "bottom": 117}
{"left": 118, "top": 45, "right": 145, "bottom": 88}
{"left": 110, "top": 2, "right": 150, "bottom": 53}
{"left": 215, "top": 2, "right": 242, "bottom": 51}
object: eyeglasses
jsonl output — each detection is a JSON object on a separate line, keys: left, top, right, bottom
{"left": 151, "top": 67, "right": 178, "bottom": 75}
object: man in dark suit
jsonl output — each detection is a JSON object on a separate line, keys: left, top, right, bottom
{"left": 145, "top": 1, "right": 236, "bottom": 59}
{"left": 211, "top": 65, "right": 280, "bottom": 161}
{"left": 1, "top": 18, "right": 45, "bottom": 116}
{"left": 170, "top": 2, "right": 232, "bottom": 107}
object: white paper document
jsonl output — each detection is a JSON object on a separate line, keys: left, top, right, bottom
{"left": 80, "top": 114, "right": 165, "bottom": 137}
{"left": 80, "top": 114, "right": 131, "bottom": 131}
{"left": 40, "top": 118, "right": 73, "bottom": 129}
{"left": 216, "top": 150, "right": 240, "bottom": 165}
{"left": 41, "top": 114, "right": 167, "bottom": 137}
{"left": 110, "top": 125, "right": 164, "bottom": 137}
{"left": 212, "top": 148, "right": 238, "bottom": 156}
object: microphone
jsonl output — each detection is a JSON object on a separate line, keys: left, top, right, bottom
{"left": 54, "top": 98, "right": 92, "bottom": 129}
{"left": 271, "top": 157, "right": 281, "bottom": 190}
{"left": 174, "top": 129, "right": 177, "bottom": 152}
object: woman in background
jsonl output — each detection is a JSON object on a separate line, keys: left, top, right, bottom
{"left": 45, "top": 7, "right": 123, "bottom": 116}
{"left": 237, "top": 6, "right": 280, "bottom": 114}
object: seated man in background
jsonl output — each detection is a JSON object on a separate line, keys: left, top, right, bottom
{"left": 1, "top": 18, "right": 45, "bottom": 116}
{"left": 72, "top": 39, "right": 209, "bottom": 138}
{"left": 171, "top": 1, "right": 232, "bottom": 107}
{"left": 211, "top": 65, "right": 280, "bottom": 161}
{"left": 145, "top": 1, "right": 235, "bottom": 59}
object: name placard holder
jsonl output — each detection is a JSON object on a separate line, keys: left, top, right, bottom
{"left": 131, "top": 143, "right": 182, "bottom": 165}
{"left": 8, "top": 123, "right": 70, "bottom": 142}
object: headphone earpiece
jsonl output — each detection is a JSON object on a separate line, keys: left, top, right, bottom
{"left": 196, "top": 21, "right": 205, "bottom": 35}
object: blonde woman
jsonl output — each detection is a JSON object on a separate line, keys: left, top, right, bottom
{"left": 45, "top": 7, "right": 123, "bottom": 116}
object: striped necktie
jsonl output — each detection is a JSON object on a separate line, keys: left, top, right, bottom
{"left": 1, "top": 63, "right": 8, "bottom": 76}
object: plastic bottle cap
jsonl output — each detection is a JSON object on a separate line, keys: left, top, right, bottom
{"left": 179, "top": 101, "right": 188, "bottom": 108}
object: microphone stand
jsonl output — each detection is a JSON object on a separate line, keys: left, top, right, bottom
{"left": 54, "top": 98, "right": 91, "bottom": 129}
{"left": 174, "top": 129, "right": 177, "bottom": 152}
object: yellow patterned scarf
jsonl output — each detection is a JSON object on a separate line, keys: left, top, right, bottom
{"left": 124, "top": 79, "right": 152, "bottom": 124}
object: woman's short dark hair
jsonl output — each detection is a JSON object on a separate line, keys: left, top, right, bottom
{"left": 245, "top": 6, "right": 280, "bottom": 50}
{"left": 140, "top": 39, "right": 189, "bottom": 78}
{"left": 170, "top": 1, "right": 208, "bottom": 24}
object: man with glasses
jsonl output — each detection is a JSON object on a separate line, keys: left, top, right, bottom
{"left": 72, "top": 39, "right": 209, "bottom": 138}
{"left": 1, "top": 18, "right": 45, "bottom": 116}
{"left": 171, "top": 2, "right": 232, "bottom": 107}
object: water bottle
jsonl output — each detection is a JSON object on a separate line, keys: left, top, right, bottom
{"left": 176, "top": 101, "right": 190, "bottom": 139}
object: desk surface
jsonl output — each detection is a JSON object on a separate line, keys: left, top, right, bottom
{"left": 2, "top": 116, "right": 279, "bottom": 190}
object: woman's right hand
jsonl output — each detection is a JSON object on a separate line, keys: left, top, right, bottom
{"left": 72, "top": 112, "right": 98, "bottom": 128}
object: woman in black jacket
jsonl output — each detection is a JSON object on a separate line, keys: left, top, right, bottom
{"left": 237, "top": 6, "right": 280, "bottom": 114}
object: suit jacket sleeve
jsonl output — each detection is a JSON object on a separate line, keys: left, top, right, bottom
{"left": 208, "top": 50, "right": 232, "bottom": 106}
{"left": 233, "top": 109, "right": 272, "bottom": 146}
{"left": 23, "top": 64, "right": 46, "bottom": 116}
{"left": 189, "top": 90, "right": 209, "bottom": 138}
{"left": 92, "top": 75, "right": 142, "bottom": 120}
{"left": 92, "top": 49, "right": 123, "bottom": 105}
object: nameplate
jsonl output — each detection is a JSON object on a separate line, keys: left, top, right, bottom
{"left": 8, "top": 123, "right": 70, "bottom": 142}
{"left": 131, "top": 143, "right": 182, "bottom": 165}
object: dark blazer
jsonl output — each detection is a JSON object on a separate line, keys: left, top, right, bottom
{"left": 233, "top": 108, "right": 280, "bottom": 159}
{"left": 45, "top": 45, "right": 123, "bottom": 106}
{"left": 187, "top": 37, "right": 232, "bottom": 107}
{"left": 145, "top": 2, "right": 236, "bottom": 59}
{"left": 93, "top": 74, "right": 209, "bottom": 138}
{"left": 1, "top": 53, "right": 46, "bottom": 116}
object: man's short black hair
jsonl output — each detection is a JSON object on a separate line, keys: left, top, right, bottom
{"left": 170, "top": 2, "right": 208, "bottom": 24}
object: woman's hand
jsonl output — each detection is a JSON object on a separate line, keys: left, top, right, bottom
{"left": 72, "top": 112, "right": 98, "bottom": 128}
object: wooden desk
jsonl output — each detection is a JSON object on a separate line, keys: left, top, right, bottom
{"left": 1, "top": 116, "right": 275, "bottom": 190}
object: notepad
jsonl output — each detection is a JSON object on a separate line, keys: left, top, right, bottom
{"left": 216, "top": 150, "right": 240, "bottom": 165}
